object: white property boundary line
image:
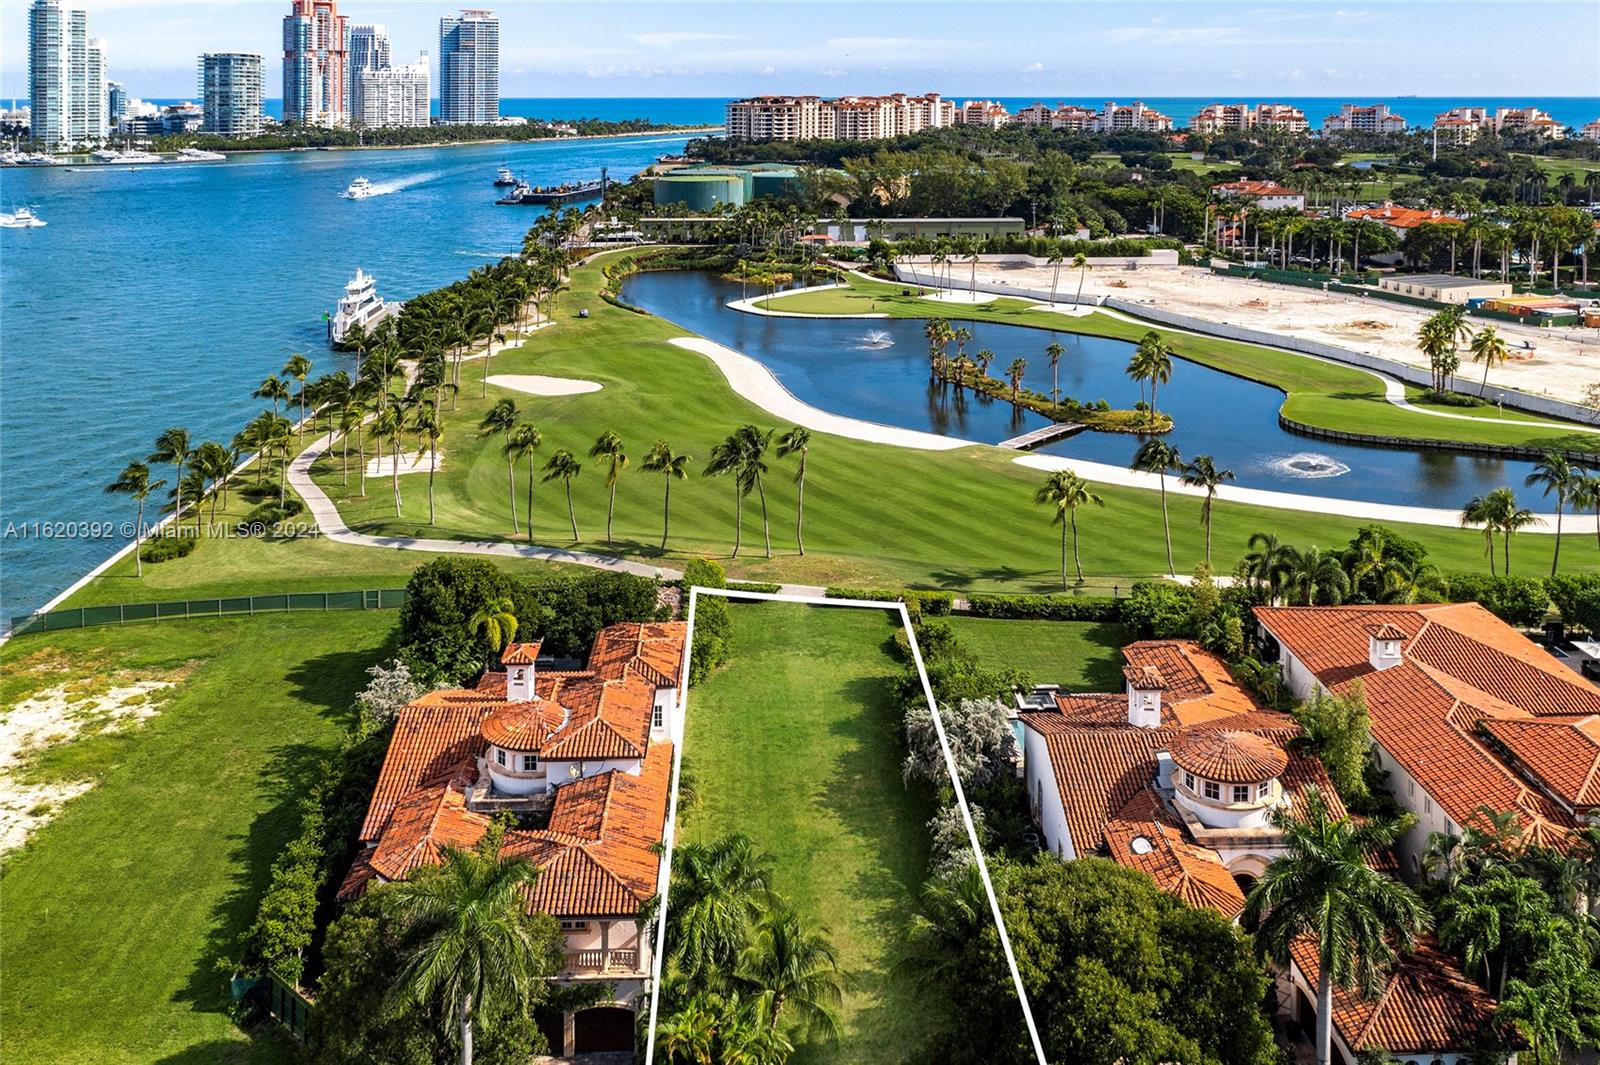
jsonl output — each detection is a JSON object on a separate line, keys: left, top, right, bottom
{"left": 645, "top": 588, "right": 1048, "bottom": 1065}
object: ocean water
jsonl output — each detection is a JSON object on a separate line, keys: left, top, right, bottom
{"left": 0, "top": 131, "right": 694, "bottom": 621}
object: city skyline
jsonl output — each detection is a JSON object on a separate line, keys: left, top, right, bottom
{"left": 2, "top": 0, "right": 1597, "bottom": 103}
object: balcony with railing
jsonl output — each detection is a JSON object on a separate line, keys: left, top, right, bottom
{"left": 560, "top": 947, "right": 641, "bottom": 977}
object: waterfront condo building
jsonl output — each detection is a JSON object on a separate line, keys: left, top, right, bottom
{"left": 107, "top": 79, "right": 126, "bottom": 124}
{"left": 28, "top": 0, "right": 107, "bottom": 149}
{"left": 198, "top": 53, "right": 264, "bottom": 138}
{"left": 1097, "top": 100, "right": 1174, "bottom": 132}
{"left": 723, "top": 95, "right": 834, "bottom": 140}
{"left": 951, "top": 99, "right": 1011, "bottom": 128}
{"left": 1434, "top": 105, "right": 1565, "bottom": 143}
{"left": 1584, "top": 119, "right": 1600, "bottom": 142}
{"left": 346, "top": 23, "right": 391, "bottom": 121}
{"left": 282, "top": 0, "right": 349, "bottom": 127}
{"left": 1322, "top": 102, "right": 1408, "bottom": 134}
{"left": 723, "top": 92, "right": 953, "bottom": 141}
{"left": 439, "top": 9, "right": 499, "bottom": 125}
{"left": 1191, "top": 103, "right": 1308, "bottom": 134}
{"left": 359, "top": 54, "right": 430, "bottom": 129}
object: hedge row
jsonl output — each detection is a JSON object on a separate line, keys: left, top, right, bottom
{"left": 726, "top": 580, "right": 783, "bottom": 594}
{"left": 964, "top": 593, "right": 1122, "bottom": 621}
{"left": 824, "top": 586, "right": 954, "bottom": 615}
{"left": 139, "top": 535, "right": 199, "bottom": 564}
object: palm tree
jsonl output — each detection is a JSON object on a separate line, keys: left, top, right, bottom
{"left": 1469, "top": 325, "right": 1510, "bottom": 397}
{"left": 642, "top": 439, "right": 690, "bottom": 551}
{"left": 105, "top": 462, "right": 165, "bottom": 577}
{"left": 283, "top": 352, "right": 313, "bottom": 437}
{"left": 667, "top": 835, "right": 774, "bottom": 985}
{"left": 253, "top": 374, "right": 290, "bottom": 417}
{"left": 1131, "top": 439, "right": 1181, "bottom": 576}
{"left": 588, "top": 431, "right": 628, "bottom": 545}
{"left": 1046, "top": 248, "right": 1064, "bottom": 304}
{"left": 1128, "top": 332, "right": 1174, "bottom": 426}
{"left": 738, "top": 904, "right": 843, "bottom": 1040}
{"left": 1244, "top": 787, "right": 1428, "bottom": 1065}
{"left": 1004, "top": 358, "right": 1027, "bottom": 400}
{"left": 1568, "top": 471, "right": 1600, "bottom": 551}
{"left": 503, "top": 422, "right": 543, "bottom": 545}
{"left": 478, "top": 399, "right": 521, "bottom": 535}
{"left": 192, "top": 440, "right": 233, "bottom": 523}
{"left": 147, "top": 427, "right": 193, "bottom": 525}
{"left": 1071, "top": 251, "right": 1090, "bottom": 306}
{"left": 1460, "top": 494, "right": 1500, "bottom": 576}
{"left": 469, "top": 596, "right": 518, "bottom": 667}
{"left": 541, "top": 449, "right": 581, "bottom": 540}
{"left": 413, "top": 403, "right": 444, "bottom": 525}
{"left": 1484, "top": 485, "right": 1539, "bottom": 575}
{"left": 1045, "top": 341, "right": 1064, "bottom": 410}
{"left": 381, "top": 833, "right": 552, "bottom": 1065}
{"left": 1034, "top": 469, "right": 1103, "bottom": 586}
{"left": 898, "top": 861, "right": 993, "bottom": 994}
{"left": 1280, "top": 545, "right": 1351, "bottom": 605}
{"left": 735, "top": 425, "right": 775, "bottom": 559}
{"left": 1180, "top": 454, "right": 1234, "bottom": 562}
{"left": 376, "top": 405, "right": 406, "bottom": 516}
{"left": 1525, "top": 453, "right": 1574, "bottom": 576}
{"left": 776, "top": 427, "right": 811, "bottom": 556}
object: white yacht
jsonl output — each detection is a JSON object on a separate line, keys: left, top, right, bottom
{"left": 494, "top": 164, "right": 517, "bottom": 186}
{"left": 117, "top": 149, "right": 164, "bottom": 165}
{"left": 176, "top": 147, "right": 226, "bottom": 162}
{"left": 91, "top": 148, "right": 124, "bottom": 163}
{"left": 14, "top": 153, "right": 61, "bottom": 166}
{"left": 328, "top": 268, "right": 390, "bottom": 346}
{"left": 344, "top": 176, "right": 376, "bottom": 199}
{"left": 0, "top": 207, "right": 46, "bottom": 228}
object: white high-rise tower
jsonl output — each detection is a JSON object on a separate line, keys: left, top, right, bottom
{"left": 28, "top": 0, "right": 107, "bottom": 149}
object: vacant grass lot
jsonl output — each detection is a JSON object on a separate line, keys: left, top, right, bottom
{"left": 679, "top": 600, "right": 942, "bottom": 1065}
{"left": 944, "top": 616, "right": 1129, "bottom": 690}
{"left": 0, "top": 611, "right": 398, "bottom": 1064}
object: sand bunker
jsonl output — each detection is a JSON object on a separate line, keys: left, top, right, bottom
{"left": 921, "top": 290, "right": 998, "bottom": 305}
{"left": 367, "top": 450, "right": 443, "bottom": 477}
{"left": 485, "top": 374, "right": 603, "bottom": 396}
{"left": 1, "top": 679, "right": 174, "bottom": 852}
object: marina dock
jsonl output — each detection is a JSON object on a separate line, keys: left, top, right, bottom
{"left": 997, "top": 422, "right": 1087, "bottom": 450}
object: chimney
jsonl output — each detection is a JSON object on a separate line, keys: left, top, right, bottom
{"left": 1366, "top": 624, "right": 1405, "bottom": 672}
{"left": 1125, "top": 665, "right": 1166, "bottom": 729}
{"left": 501, "top": 641, "right": 542, "bottom": 701}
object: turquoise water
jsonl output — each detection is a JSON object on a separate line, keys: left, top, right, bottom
{"left": 0, "top": 132, "right": 694, "bottom": 621}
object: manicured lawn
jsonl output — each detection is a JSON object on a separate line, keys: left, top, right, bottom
{"left": 679, "top": 600, "right": 940, "bottom": 1064}
{"left": 943, "top": 616, "right": 1128, "bottom": 690}
{"left": 0, "top": 611, "right": 399, "bottom": 1064}
{"left": 1515, "top": 153, "right": 1600, "bottom": 178}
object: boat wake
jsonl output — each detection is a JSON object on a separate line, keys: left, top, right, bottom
{"left": 1264, "top": 452, "right": 1351, "bottom": 479}
{"left": 366, "top": 170, "right": 444, "bottom": 196}
{"left": 854, "top": 330, "right": 895, "bottom": 350}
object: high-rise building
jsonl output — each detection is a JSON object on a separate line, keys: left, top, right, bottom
{"left": 347, "top": 23, "right": 390, "bottom": 121}
{"left": 438, "top": 9, "right": 498, "bottom": 125}
{"left": 28, "top": 0, "right": 107, "bottom": 149}
{"left": 199, "top": 53, "right": 264, "bottom": 138}
{"left": 359, "top": 53, "right": 430, "bottom": 128}
{"left": 107, "top": 79, "right": 127, "bottom": 123}
{"left": 282, "top": 0, "right": 348, "bottom": 127}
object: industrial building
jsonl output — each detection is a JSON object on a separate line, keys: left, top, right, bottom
{"left": 651, "top": 163, "right": 802, "bottom": 210}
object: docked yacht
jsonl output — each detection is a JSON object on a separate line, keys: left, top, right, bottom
{"left": 117, "top": 149, "right": 164, "bottom": 165}
{"left": 0, "top": 207, "right": 46, "bottom": 228}
{"left": 177, "top": 147, "right": 226, "bottom": 162}
{"left": 328, "top": 268, "right": 393, "bottom": 347}
{"left": 91, "top": 148, "right": 124, "bottom": 162}
{"left": 344, "top": 176, "right": 376, "bottom": 199}
{"left": 494, "top": 164, "right": 517, "bottom": 186}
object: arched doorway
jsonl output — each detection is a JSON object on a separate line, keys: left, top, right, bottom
{"left": 574, "top": 1005, "right": 635, "bottom": 1053}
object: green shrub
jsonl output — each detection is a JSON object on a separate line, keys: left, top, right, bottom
{"left": 966, "top": 593, "right": 1121, "bottom": 621}
{"left": 1120, "top": 581, "right": 1195, "bottom": 640}
{"left": 685, "top": 559, "right": 731, "bottom": 685}
{"left": 1547, "top": 574, "right": 1600, "bottom": 634}
{"left": 138, "top": 534, "right": 199, "bottom": 564}
{"left": 824, "top": 586, "right": 954, "bottom": 615}
{"left": 245, "top": 498, "right": 305, "bottom": 525}
{"left": 1437, "top": 573, "right": 1550, "bottom": 628}
{"left": 509, "top": 570, "right": 662, "bottom": 659}
{"left": 725, "top": 580, "right": 782, "bottom": 594}
{"left": 397, "top": 558, "right": 514, "bottom": 684}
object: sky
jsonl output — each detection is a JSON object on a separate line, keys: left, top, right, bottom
{"left": 2, "top": 0, "right": 1597, "bottom": 103}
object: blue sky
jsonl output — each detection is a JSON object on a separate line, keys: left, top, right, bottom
{"left": 2, "top": 0, "right": 1597, "bottom": 102}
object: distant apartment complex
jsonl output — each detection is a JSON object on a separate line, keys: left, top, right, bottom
{"left": 1190, "top": 102, "right": 1308, "bottom": 134}
{"left": 198, "top": 53, "right": 264, "bottom": 138}
{"left": 952, "top": 99, "right": 1009, "bottom": 128}
{"left": 724, "top": 93, "right": 955, "bottom": 141}
{"left": 1432, "top": 105, "right": 1565, "bottom": 144}
{"left": 28, "top": 0, "right": 108, "bottom": 149}
{"left": 346, "top": 23, "right": 391, "bottom": 121}
{"left": 1012, "top": 100, "right": 1174, "bottom": 133}
{"left": 1584, "top": 119, "right": 1600, "bottom": 142}
{"left": 1322, "top": 102, "right": 1408, "bottom": 134}
{"left": 438, "top": 9, "right": 499, "bottom": 125}
{"left": 282, "top": 0, "right": 349, "bottom": 127}
{"left": 359, "top": 54, "right": 430, "bottom": 129}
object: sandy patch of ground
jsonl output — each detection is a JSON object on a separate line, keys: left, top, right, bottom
{"left": 1, "top": 678, "right": 174, "bottom": 852}
{"left": 921, "top": 290, "right": 997, "bottom": 305}
{"left": 485, "top": 374, "right": 602, "bottom": 396}
{"left": 366, "top": 450, "right": 443, "bottom": 477}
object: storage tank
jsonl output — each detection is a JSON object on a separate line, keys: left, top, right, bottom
{"left": 653, "top": 171, "right": 747, "bottom": 211}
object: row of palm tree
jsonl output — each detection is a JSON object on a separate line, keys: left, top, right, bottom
{"left": 1460, "top": 455, "right": 1599, "bottom": 577}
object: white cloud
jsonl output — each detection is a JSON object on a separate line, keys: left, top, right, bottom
{"left": 1023, "top": 61, "right": 1045, "bottom": 73}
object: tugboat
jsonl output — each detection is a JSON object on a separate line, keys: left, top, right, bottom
{"left": 344, "top": 176, "right": 376, "bottom": 199}
{"left": 493, "top": 164, "right": 517, "bottom": 187}
{"left": 328, "top": 268, "right": 397, "bottom": 346}
{"left": 496, "top": 168, "right": 609, "bottom": 206}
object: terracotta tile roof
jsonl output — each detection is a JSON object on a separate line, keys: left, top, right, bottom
{"left": 1169, "top": 729, "right": 1290, "bottom": 784}
{"left": 1480, "top": 716, "right": 1600, "bottom": 813}
{"left": 501, "top": 641, "right": 542, "bottom": 665}
{"left": 1345, "top": 204, "right": 1464, "bottom": 229}
{"left": 359, "top": 700, "right": 494, "bottom": 841}
{"left": 1211, "top": 179, "right": 1300, "bottom": 198}
{"left": 1121, "top": 640, "right": 1263, "bottom": 725}
{"left": 1289, "top": 936, "right": 1502, "bottom": 1053}
{"left": 1104, "top": 791, "right": 1247, "bottom": 919}
{"left": 586, "top": 621, "right": 687, "bottom": 689}
{"left": 1255, "top": 604, "right": 1594, "bottom": 847}
{"left": 370, "top": 783, "right": 490, "bottom": 882}
{"left": 481, "top": 699, "right": 564, "bottom": 750}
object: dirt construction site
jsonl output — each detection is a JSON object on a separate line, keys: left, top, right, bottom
{"left": 954, "top": 261, "right": 1600, "bottom": 408}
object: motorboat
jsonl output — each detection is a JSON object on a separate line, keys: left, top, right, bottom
{"left": 345, "top": 176, "right": 376, "bottom": 199}
{"left": 328, "top": 268, "right": 396, "bottom": 346}
{"left": 0, "top": 206, "right": 46, "bottom": 228}
{"left": 493, "top": 164, "right": 517, "bottom": 186}
{"left": 177, "top": 147, "right": 226, "bottom": 162}
{"left": 117, "top": 149, "right": 164, "bottom": 164}
{"left": 91, "top": 148, "right": 124, "bottom": 162}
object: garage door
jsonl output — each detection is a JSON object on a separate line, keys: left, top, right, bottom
{"left": 573, "top": 1006, "right": 635, "bottom": 1053}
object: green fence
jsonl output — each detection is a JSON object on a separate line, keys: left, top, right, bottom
{"left": 8, "top": 588, "right": 407, "bottom": 636}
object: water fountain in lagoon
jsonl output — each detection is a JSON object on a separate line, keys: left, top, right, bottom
{"left": 855, "top": 330, "right": 895, "bottom": 350}
{"left": 1264, "top": 452, "right": 1352, "bottom": 479}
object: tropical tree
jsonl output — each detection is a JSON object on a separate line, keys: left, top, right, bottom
{"left": 105, "top": 462, "right": 165, "bottom": 577}
{"left": 147, "top": 427, "right": 194, "bottom": 525}
{"left": 1524, "top": 453, "right": 1574, "bottom": 576}
{"left": 642, "top": 439, "right": 691, "bottom": 551}
{"left": 1129, "top": 332, "right": 1175, "bottom": 425}
{"left": 666, "top": 835, "right": 774, "bottom": 986}
{"left": 1569, "top": 470, "right": 1600, "bottom": 551}
{"left": 1034, "top": 469, "right": 1103, "bottom": 586}
{"left": 705, "top": 426, "right": 775, "bottom": 559}
{"left": 1071, "top": 251, "right": 1091, "bottom": 306}
{"left": 478, "top": 398, "right": 521, "bottom": 535}
{"left": 1005, "top": 358, "right": 1027, "bottom": 400}
{"left": 1244, "top": 787, "right": 1428, "bottom": 1065}
{"left": 1469, "top": 324, "right": 1510, "bottom": 397}
{"left": 376, "top": 405, "right": 406, "bottom": 516}
{"left": 541, "top": 449, "right": 581, "bottom": 541}
{"left": 1131, "top": 438, "right": 1181, "bottom": 576}
{"left": 1460, "top": 494, "right": 1501, "bottom": 576}
{"left": 776, "top": 427, "right": 811, "bottom": 556}
{"left": 412, "top": 403, "right": 444, "bottom": 525}
{"left": 1180, "top": 454, "right": 1235, "bottom": 562}
{"left": 1280, "top": 545, "right": 1352, "bottom": 606}
{"left": 254, "top": 373, "right": 291, "bottom": 417}
{"left": 588, "top": 431, "right": 629, "bottom": 546}
{"left": 380, "top": 831, "right": 556, "bottom": 1065}
{"left": 738, "top": 904, "right": 844, "bottom": 1040}
{"left": 1243, "top": 530, "right": 1291, "bottom": 601}
{"left": 1481, "top": 485, "right": 1540, "bottom": 575}
{"left": 283, "top": 352, "right": 313, "bottom": 437}
{"left": 1045, "top": 341, "right": 1064, "bottom": 409}
{"left": 503, "top": 422, "right": 542, "bottom": 545}
{"left": 192, "top": 440, "right": 234, "bottom": 523}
